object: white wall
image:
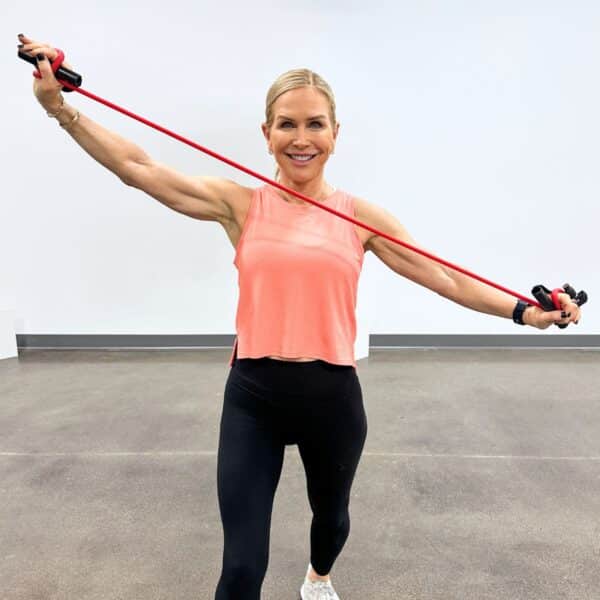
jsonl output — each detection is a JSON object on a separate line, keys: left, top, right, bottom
{"left": 2, "top": 1, "right": 598, "bottom": 337}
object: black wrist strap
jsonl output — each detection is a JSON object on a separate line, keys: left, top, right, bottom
{"left": 512, "top": 299, "right": 531, "bottom": 325}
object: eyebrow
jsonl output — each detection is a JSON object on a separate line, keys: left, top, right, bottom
{"left": 276, "top": 114, "right": 328, "bottom": 121}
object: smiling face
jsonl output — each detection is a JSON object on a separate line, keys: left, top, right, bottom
{"left": 262, "top": 86, "right": 339, "bottom": 189}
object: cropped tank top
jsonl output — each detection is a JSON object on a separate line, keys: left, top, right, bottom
{"left": 229, "top": 184, "right": 365, "bottom": 369}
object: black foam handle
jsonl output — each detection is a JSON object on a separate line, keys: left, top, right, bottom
{"left": 18, "top": 50, "right": 82, "bottom": 91}
{"left": 531, "top": 285, "right": 557, "bottom": 312}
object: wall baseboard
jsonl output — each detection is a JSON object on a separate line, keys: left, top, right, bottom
{"left": 16, "top": 334, "right": 600, "bottom": 349}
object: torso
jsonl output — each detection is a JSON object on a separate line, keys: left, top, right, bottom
{"left": 221, "top": 185, "right": 371, "bottom": 363}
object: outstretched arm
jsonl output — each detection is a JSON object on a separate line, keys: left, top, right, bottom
{"left": 354, "top": 197, "right": 581, "bottom": 329}
{"left": 20, "top": 34, "right": 240, "bottom": 225}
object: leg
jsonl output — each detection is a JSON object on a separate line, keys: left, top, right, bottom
{"left": 215, "top": 367, "right": 286, "bottom": 600}
{"left": 297, "top": 369, "right": 367, "bottom": 577}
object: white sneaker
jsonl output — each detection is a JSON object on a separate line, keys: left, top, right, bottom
{"left": 300, "top": 563, "right": 340, "bottom": 600}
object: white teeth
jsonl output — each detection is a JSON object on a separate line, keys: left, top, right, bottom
{"left": 290, "top": 154, "right": 314, "bottom": 161}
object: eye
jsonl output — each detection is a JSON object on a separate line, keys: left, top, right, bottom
{"left": 279, "top": 121, "right": 294, "bottom": 129}
{"left": 309, "top": 121, "right": 324, "bottom": 129}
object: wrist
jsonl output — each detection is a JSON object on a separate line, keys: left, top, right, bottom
{"left": 55, "top": 103, "right": 78, "bottom": 127}
{"left": 41, "top": 95, "right": 80, "bottom": 130}
{"left": 522, "top": 306, "right": 535, "bottom": 326}
{"left": 37, "top": 93, "right": 63, "bottom": 116}
{"left": 512, "top": 299, "right": 532, "bottom": 325}
{"left": 45, "top": 95, "right": 65, "bottom": 117}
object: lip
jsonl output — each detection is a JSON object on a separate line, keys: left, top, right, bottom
{"left": 285, "top": 153, "right": 318, "bottom": 166}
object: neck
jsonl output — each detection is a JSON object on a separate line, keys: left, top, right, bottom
{"left": 277, "top": 176, "right": 332, "bottom": 205}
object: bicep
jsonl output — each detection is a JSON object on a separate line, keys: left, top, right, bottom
{"left": 357, "top": 197, "right": 452, "bottom": 294}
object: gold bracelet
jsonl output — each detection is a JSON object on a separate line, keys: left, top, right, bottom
{"left": 60, "top": 110, "right": 80, "bottom": 130}
{"left": 46, "top": 95, "right": 65, "bottom": 118}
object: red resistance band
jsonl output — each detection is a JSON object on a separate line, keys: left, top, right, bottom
{"left": 35, "top": 50, "right": 579, "bottom": 313}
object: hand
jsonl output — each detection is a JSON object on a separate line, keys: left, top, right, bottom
{"left": 524, "top": 292, "right": 582, "bottom": 329}
{"left": 18, "top": 33, "right": 75, "bottom": 112}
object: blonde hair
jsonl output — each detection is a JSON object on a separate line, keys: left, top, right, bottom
{"left": 265, "top": 68, "right": 337, "bottom": 180}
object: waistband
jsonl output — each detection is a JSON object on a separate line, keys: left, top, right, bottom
{"left": 234, "top": 356, "right": 353, "bottom": 372}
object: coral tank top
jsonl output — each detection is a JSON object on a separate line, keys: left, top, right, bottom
{"left": 229, "top": 184, "right": 365, "bottom": 369}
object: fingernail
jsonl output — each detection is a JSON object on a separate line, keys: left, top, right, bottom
{"left": 18, "top": 33, "right": 24, "bottom": 38}
{"left": 561, "top": 311, "right": 570, "bottom": 318}
{"left": 17, "top": 44, "right": 23, "bottom": 48}
{"left": 36, "top": 53, "right": 45, "bottom": 61}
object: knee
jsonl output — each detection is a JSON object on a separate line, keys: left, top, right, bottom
{"left": 220, "top": 556, "right": 267, "bottom": 591}
{"left": 315, "top": 510, "right": 350, "bottom": 534}
{"left": 313, "top": 499, "right": 350, "bottom": 524}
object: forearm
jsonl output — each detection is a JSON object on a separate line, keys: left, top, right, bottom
{"left": 440, "top": 269, "right": 520, "bottom": 320}
{"left": 47, "top": 96, "right": 149, "bottom": 181}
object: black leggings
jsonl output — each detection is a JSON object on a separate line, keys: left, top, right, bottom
{"left": 214, "top": 355, "right": 368, "bottom": 600}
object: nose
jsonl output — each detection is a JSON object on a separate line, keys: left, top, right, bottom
{"left": 292, "top": 141, "right": 310, "bottom": 151}
{"left": 292, "top": 126, "right": 310, "bottom": 148}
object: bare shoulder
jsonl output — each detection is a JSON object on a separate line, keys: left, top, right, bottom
{"left": 352, "top": 195, "right": 409, "bottom": 252}
{"left": 214, "top": 180, "right": 255, "bottom": 249}
{"left": 217, "top": 178, "right": 254, "bottom": 225}
{"left": 178, "top": 175, "right": 254, "bottom": 223}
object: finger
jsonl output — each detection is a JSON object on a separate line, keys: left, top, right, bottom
{"left": 558, "top": 294, "right": 581, "bottom": 316}
{"left": 18, "top": 33, "right": 35, "bottom": 43}
{"left": 34, "top": 53, "right": 54, "bottom": 80}
{"left": 557, "top": 292, "right": 574, "bottom": 310}
{"left": 555, "top": 293, "right": 581, "bottom": 318}
{"left": 549, "top": 309, "right": 568, "bottom": 325}
{"left": 553, "top": 317, "right": 573, "bottom": 327}
{"left": 20, "top": 42, "right": 48, "bottom": 52}
{"left": 18, "top": 37, "right": 52, "bottom": 53}
{"left": 567, "top": 304, "right": 580, "bottom": 323}
{"left": 20, "top": 44, "right": 58, "bottom": 61}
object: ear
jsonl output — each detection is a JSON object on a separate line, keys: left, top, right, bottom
{"left": 261, "top": 122, "right": 270, "bottom": 144}
{"left": 261, "top": 123, "right": 274, "bottom": 154}
{"left": 333, "top": 121, "right": 340, "bottom": 142}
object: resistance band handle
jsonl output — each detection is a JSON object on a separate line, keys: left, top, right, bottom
{"left": 531, "top": 283, "right": 588, "bottom": 329}
{"left": 18, "top": 50, "right": 82, "bottom": 91}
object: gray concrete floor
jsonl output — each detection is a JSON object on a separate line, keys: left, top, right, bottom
{"left": 1, "top": 348, "right": 599, "bottom": 600}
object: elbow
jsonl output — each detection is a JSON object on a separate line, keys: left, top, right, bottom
{"left": 119, "top": 172, "right": 136, "bottom": 187}
{"left": 118, "top": 159, "right": 148, "bottom": 188}
{"left": 435, "top": 268, "right": 456, "bottom": 299}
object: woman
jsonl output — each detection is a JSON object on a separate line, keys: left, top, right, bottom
{"left": 19, "top": 33, "right": 581, "bottom": 600}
